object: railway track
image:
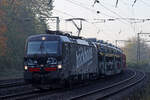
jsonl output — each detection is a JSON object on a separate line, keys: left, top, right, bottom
{"left": 0, "top": 88, "right": 40, "bottom": 100}
{"left": 17, "top": 69, "right": 141, "bottom": 100}
{"left": 0, "top": 87, "right": 63, "bottom": 100}
{"left": 0, "top": 69, "right": 145, "bottom": 100}
{"left": 0, "top": 79, "right": 27, "bottom": 89}
{"left": 69, "top": 70, "right": 145, "bottom": 100}
{"left": 0, "top": 78, "right": 35, "bottom": 100}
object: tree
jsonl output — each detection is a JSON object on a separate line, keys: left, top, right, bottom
{"left": 123, "top": 37, "right": 150, "bottom": 64}
{"left": 24, "top": 0, "right": 53, "bottom": 18}
{"left": 0, "top": 0, "right": 53, "bottom": 73}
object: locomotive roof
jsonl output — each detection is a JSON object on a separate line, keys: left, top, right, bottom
{"left": 27, "top": 30, "right": 123, "bottom": 53}
{"left": 27, "top": 33, "right": 91, "bottom": 46}
{"left": 27, "top": 34, "right": 60, "bottom": 41}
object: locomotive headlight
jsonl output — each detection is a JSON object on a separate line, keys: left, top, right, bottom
{"left": 24, "top": 66, "right": 28, "bottom": 70}
{"left": 42, "top": 37, "right": 46, "bottom": 40}
{"left": 57, "top": 64, "right": 62, "bottom": 69}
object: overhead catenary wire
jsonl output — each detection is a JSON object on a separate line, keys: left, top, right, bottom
{"left": 64, "top": 0, "right": 141, "bottom": 36}
{"left": 54, "top": 0, "right": 150, "bottom": 37}
{"left": 93, "top": 0, "right": 144, "bottom": 35}
{"left": 64, "top": 0, "right": 118, "bottom": 18}
{"left": 54, "top": 0, "right": 150, "bottom": 24}
{"left": 140, "top": 0, "right": 150, "bottom": 8}
{"left": 54, "top": 9, "right": 99, "bottom": 26}
{"left": 53, "top": 8, "right": 101, "bottom": 35}
{"left": 96, "top": 2, "right": 130, "bottom": 25}
{"left": 119, "top": 0, "right": 129, "bottom": 6}
{"left": 94, "top": 0, "right": 150, "bottom": 22}
{"left": 58, "top": 0, "right": 150, "bottom": 24}
{"left": 64, "top": 0, "right": 137, "bottom": 28}
{"left": 53, "top": 9, "right": 75, "bottom": 17}
{"left": 60, "top": 0, "right": 120, "bottom": 35}
{"left": 59, "top": 0, "right": 121, "bottom": 34}
{"left": 65, "top": 0, "right": 95, "bottom": 12}
{"left": 67, "top": 0, "right": 134, "bottom": 22}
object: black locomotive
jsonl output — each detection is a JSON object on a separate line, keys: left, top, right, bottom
{"left": 23, "top": 30, "right": 126, "bottom": 88}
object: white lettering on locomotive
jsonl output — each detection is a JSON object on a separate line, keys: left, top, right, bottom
{"left": 76, "top": 46, "right": 93, "bottom": 68}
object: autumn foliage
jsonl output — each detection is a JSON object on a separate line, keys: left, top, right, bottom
{"left": 0, "top": 4, "right": 7, "bottom": 56}
{"left": 0, "top": 24, "right": 7, "bottom": 56}
{"left": 0, "top": 0, "right": 52, "bottom": 74}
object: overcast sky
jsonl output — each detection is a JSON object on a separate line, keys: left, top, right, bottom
{"left": 51, "top": 0, "right": 150, "bottom": 44}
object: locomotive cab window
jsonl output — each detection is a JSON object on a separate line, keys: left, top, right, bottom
{"left": 27, "top": 41, "right": 59, "bottom": 55}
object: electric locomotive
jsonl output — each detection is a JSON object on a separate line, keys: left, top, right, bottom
{"left": 24, "top": 30, "right": 98, "bottom": 88}
{"left": 23, "top": 30, "right": 126, "bottom": 88}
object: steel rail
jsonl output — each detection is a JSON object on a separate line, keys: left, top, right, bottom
{"left": 0, "top": 81, "right": 27, "bottom": 89}
{"left": 97, "top": 71, "right": 145, "bottom": 100}
{"left": 0, "top": 89, "right": 40, "bottom": 100}
{"left": 12, "top": 89, "right": 58, "bottom": 100}
{"left": 0, "top": 87, "right": 63, "bottom": 100}
{"left": 69, "top": 70, "right": 142, "bottom": 100}
{"left": 0, "top": 78, "right": 23, "bottom": 83}
{"left": 0, "top": 78, "right": 25, "bottom": 88}
{"left": 1, "top": 70, "right": 145, "bottom": 100}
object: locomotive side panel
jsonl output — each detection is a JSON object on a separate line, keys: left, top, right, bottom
{"left": 61, "top": 42, "right": 98, "bottom": 80}
{"left": 61, "top": 42, "right": 76, "bottom": 79}
{"left": 74, "top": 44, "right": 98, "bottom": 75}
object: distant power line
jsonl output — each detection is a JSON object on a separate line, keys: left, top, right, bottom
{"left": 64, "top": 0, "right": 118, "bottom": 18}
{"left": 54, "top": 9, "right": 75, "bottom": 17}
{"left": 65, "top": 0, "right": 95, "bottom": 13}
{"left": 94, "top": 0, "right": 138, "bottom": 7}
{"left": 96, "top": 2, "right": 130, "bottom": 25}
{"left": 92, "top": 18, "right": 150, "bottom": 23}
{"left": 140, "top": 0, "right": 150, "bottom": 7}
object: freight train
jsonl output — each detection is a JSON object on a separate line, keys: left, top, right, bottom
{"left": 23, "top": 30, "right": 126, "bottom": 88}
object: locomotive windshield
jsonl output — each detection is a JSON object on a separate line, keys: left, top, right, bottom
{"left": 27, "top": 41, "right": 58, "bottom": 55}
